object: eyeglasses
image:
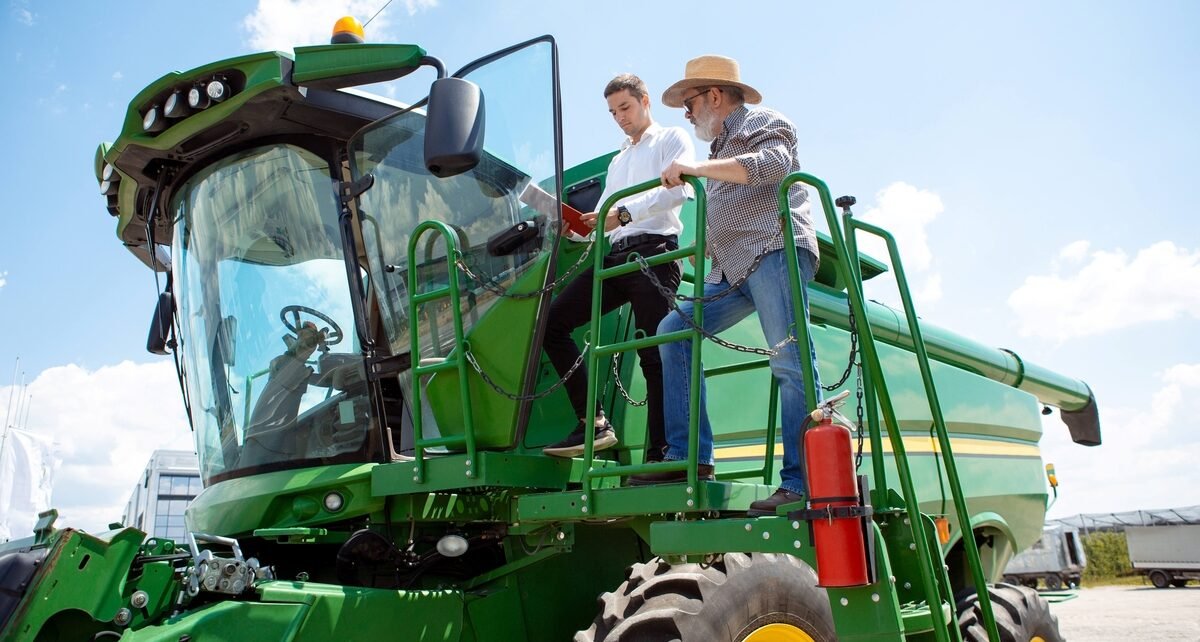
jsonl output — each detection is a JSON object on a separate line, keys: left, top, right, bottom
{"left": 682, "top": 88, "right": 711, "bottom": 116}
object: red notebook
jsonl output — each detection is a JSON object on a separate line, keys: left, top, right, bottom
{"left": 519, "top": 182, "right": 593, "bottom": 237}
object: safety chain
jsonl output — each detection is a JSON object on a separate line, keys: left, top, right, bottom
{"left": 853, "top": 355, "right": 866, "bottom": 470}
{"left": 632, "top": 252, "right": 794, "bottom": 357}
{"left": 462, "top": 340, "right": 589, "bottom": 402}
{"left": 822, "top": 310, "right": 858, "bottom": 392}
{"left": 455, "top": 237, "right": 596, "bottom": 300}
{"left": 610, "top": 353, "right": 647, "bottom": 407}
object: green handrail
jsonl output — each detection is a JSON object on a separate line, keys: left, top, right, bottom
{"left": 578, "top": 176, "right": 706, "bottom": 494}
{"left": 406, "top": 220, "right": 477, "bottom": 483}
{"left": 780, "top": 173, "right": 959, "bottom": 642}
{"left": 848, "top": 217, "right": 999, "bottom": 642}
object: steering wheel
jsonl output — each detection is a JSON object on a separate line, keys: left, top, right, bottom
{"left": 280, "top": 305, "right": 344, "bottom": 347}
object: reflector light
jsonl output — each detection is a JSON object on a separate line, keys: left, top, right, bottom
{"left": 164, "top": 91, "right": 191, "bottom": 118}
{"left": 142, "top": 105, "right": 166, "bottom": 132}
{"left": 187, "top": 85, "right": 210, "bottom": 110}
{"left": 101, "top": 163, "right": 116, "bottom": 181}
{"left": 206, "top": 79, "right": 230, "bottom": 103}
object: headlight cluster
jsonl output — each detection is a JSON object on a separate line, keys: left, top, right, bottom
{"left": 141, "top": 76, "right": 235, "bottom": 134}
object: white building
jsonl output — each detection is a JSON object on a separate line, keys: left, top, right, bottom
{"left": 121, "top": 450, "right": 201, "bottom": 543}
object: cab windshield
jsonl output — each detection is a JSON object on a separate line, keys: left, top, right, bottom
{"left": 172, "top": 144, "right": 372, "bottom": 483}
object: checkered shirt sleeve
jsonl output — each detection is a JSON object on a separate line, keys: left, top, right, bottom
{"left": 703, "top": 106, "right": 820, "bottom": 284}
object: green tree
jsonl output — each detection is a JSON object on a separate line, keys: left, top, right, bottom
{"left": 1082, "top": 531, "right": 1132, "bottom": 581}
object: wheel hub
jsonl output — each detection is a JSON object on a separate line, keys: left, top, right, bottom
{"left": 743, "top": 622, "right": 817, "bottom": 642}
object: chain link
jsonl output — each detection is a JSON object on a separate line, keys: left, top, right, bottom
{"left": 610, "top": 352, "right": 647, "bottom": 407}
{"left": 455, "top": 237, "right": 596, "bottom": 300}
{"left": 462, "top": 340, "right": 589, "bottom": 402}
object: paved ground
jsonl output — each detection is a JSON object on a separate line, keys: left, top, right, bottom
{"left": 1051, "top": 584, "right": 1200, "bottom": 641}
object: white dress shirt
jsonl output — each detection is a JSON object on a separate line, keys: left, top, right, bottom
{"left": 595, "top": 122, "right": 695, "bottom": 244}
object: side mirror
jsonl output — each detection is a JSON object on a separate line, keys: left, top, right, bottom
{"left": 147, "top": 290, "right": 176, "bottom": 355}
{"left": 424, "top": 77, "right": 485, "bottom": 178}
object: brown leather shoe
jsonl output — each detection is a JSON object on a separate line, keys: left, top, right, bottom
{"left": 747, "top": 488, "right": 805, "bottom": 517}
{"left": 626, "top": 464, "right": 714, "bottom": 486}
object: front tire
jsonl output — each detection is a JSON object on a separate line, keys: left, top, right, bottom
{"left": 575, "top": 553, "right": 836, "bottom": 642}
{"left": 1044, "top": 574, "right": 1063, "bottom": 590}
{"left": 957, "top": 583, "right": 1064, "bottom": 642}
{"left": 1149, "top": 570, "right": 1171, "bottom": 589}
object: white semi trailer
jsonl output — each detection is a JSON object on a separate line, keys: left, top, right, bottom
{"left": 1126, "top": 524, "right": 1200, "bottom": 588}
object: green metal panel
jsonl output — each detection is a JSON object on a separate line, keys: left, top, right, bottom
{"left": 187, "top": 464, "right": 379, "bottom": 536}
{"left": 517, "top": 480, "right": 775, "bottom": 522}
{"left": 2, "top": 528, "right": 144, "bottom": 642}
{"left": 291, "top": 44, "right": 426, "bottom": 86}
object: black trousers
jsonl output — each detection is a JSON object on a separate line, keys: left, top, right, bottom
{"left": 543, "top": 237, "right": 681, "bottom": 461}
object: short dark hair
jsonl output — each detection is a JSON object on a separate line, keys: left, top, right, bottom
{"left": 604, "top": 73, "right": 648, "bottom": 101}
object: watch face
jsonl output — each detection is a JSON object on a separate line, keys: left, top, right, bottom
{"left": 618, "top": 207, "right": 632, "bottom": 224}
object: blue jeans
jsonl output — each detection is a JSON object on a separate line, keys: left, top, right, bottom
{"left": 657, "top": 248, "right": 821, "bottom": 494}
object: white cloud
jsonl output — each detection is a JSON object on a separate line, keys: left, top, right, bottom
{"left": 112, "top": 71, "right": 123, "bottom": 81}
{"left": 858, "top": 181, "right": 945, "bottom": 305}
{"left": 1044, "top": 363, "right": 1200, "bottom": 517}
{"left": 13, "top": 2, "right": 33, "bottom": 26}
{"left": 1008, "top": 241, "right": 1200, "bottom": 341}
{"left": 242, "top": 0, "right": 437, "bottom": 52}
{"left": 0, "top": 361, "right": 192, "bottom": 534}
{"left": 1057, "top": 240, "right": 1090, "bottom": 263}
{"left": 0, "top": 271, "right": 7, "bottom": 289}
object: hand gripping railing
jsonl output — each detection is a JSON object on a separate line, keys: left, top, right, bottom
{"left": 787, "top": 172, "right": 998, "bottom": 642}
{"left": 406, "top": 220, "right": 478, "bottom": 483}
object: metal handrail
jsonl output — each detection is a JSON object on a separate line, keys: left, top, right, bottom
{"left": 406, "top": 220, "right": 477, "bottom": 483}
{"left": 848, "top": 217, "right": 999, "bottom": 642}
{"left": 783, "top": 172, "right": 990, "bottom": 642}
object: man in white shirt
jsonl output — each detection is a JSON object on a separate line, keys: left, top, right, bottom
{"left": 542, "top": 74, "right": 694, "bottom": 461}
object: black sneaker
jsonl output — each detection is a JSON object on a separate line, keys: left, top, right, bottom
{"left": 543, "top": 419, "right": 617, "bottom": 458}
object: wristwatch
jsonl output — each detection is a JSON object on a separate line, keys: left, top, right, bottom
{"left": 616, "top": 205, "right": 632, "bottom": 226}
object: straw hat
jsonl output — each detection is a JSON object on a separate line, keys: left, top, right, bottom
{"left": 662, "top": 55, "right": 762, "bottom": 108}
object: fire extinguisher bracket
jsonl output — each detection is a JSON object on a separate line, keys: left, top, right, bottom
{"left": 788, "top": 505, "right": 874, "bottom": 522}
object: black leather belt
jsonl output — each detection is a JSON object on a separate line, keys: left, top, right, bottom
{"left": 610, "top": 233, "right": 677, "bottom": 254}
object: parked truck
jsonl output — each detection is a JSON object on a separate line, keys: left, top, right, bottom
{"left": 0, "top": 19, "right": 1103, "bottom": 642}
{"left": 1003, "top": 524, "right": 1087, "bottom": 590}
{"left": 1127, "top": 525, "right": 1200, "bottom": 588}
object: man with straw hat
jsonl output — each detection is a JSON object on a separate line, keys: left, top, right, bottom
{"left": 627, "top": 55, "right": 821, "bottom": 518}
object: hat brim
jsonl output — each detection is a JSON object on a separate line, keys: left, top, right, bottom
{"left": 662, "top": 78, "right": 762, "bottom": 108}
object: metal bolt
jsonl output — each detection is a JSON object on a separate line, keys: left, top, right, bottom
{"left": 686, "top": 499, "right": 694, "bottom": 507}
{"left": 871, "top": 593, "right": 880, "bottom": 603}
{"left": 903, "top": 517, "right": 910, "bottom": 526}
{"left": 792, "top": 521, "right": 800, "bottom": 529}
{"left": 909, "top": 543, "right": 916, "bottom": 551}
{"left": 793, "top": 541, "right": 801, "bottom": 549}
{"left": 130, "top": 590, "right": 149, "bottom": 608}
{"left": 904, "top": 581, "right": 912, "bottom": 590}
{"left": 581, "top": 506, "right": 589, "bottom": 513}
{"left": 840, "top": 597, "right": 850, "bottom": 606}
{"left": 580, "top": 494, "right": 588, "bottom": 501}
{"left": 113, "top": 608, "right": 132, "bottom": 626}
{"left": 556, "top": 531, "right": 566, "bottom": 541}
{"left": 762, "top": 532, "right": 770, "bottom": 540}
{"left": 745, "top": 523, "right": 753, "bottom": 532}
{"left": 464, "top": 459, "right": 472, "bottom": 466}
{"left": 686, "top": 486, "right": 694, "bottom": 494}
{"left": 466, "top": 471, "right": 473, "bottom": 478}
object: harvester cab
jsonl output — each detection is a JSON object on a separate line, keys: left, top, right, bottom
{"left": 0, "top": 23, "right": 1103, "bottom": 642}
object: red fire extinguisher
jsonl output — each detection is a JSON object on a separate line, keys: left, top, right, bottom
{"left": 804, "top": 391, "right": 872, "bottom": 587}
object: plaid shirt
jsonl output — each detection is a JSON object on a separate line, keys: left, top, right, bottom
{"left": 703, "top": 105, "right": 820, "bottom": 284}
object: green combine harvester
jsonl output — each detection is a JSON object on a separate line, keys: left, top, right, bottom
{"left": 0, "top": 21, "right": 1102, "bottom": 642}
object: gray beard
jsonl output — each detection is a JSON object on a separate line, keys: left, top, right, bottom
{"left": 693, "top": 112, "right": 720, "bottom": 142}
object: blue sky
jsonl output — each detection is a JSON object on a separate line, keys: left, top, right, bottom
{"left": 1, "top": 0, "right": 1198, "bottom": 531}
